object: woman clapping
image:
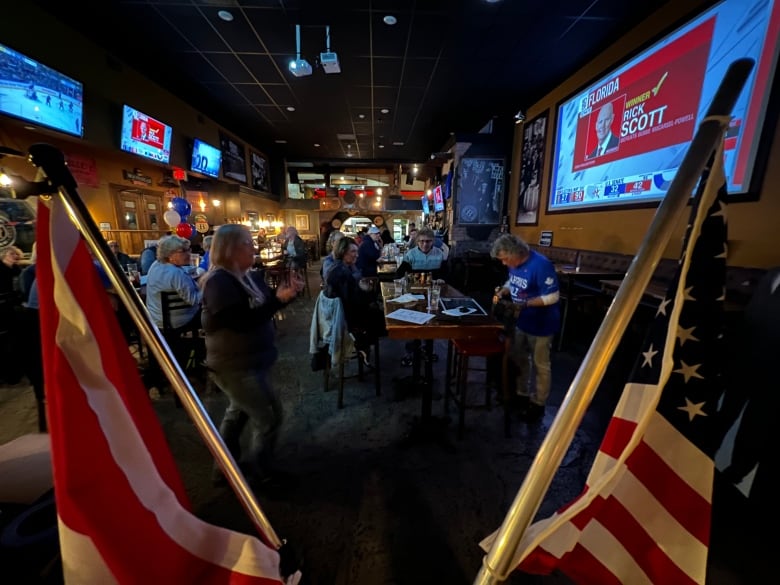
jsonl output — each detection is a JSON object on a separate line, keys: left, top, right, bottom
{"left": 201, "top": 225, "right": 303, "bottom": 486}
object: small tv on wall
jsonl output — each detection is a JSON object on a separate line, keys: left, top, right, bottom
{"left": 0, "top": 42, "right": 84, "bottom": 137}
{"left": 422, "top": 194, "right": 430, "bottom": 214}
{"left": 432, "top": 185, "right": 444, "bottom": 212}
{"left": 120, "top": 104, "right": 172, "bottom": 164}
{"left": 548, "top": 0, "right": 780, "bottom": 213}
{"left": 190, "top": 138, "right": 221, "bottom": 178}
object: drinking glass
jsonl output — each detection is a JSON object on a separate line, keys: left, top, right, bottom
{"left": 428, "top": 283, "right": 441, "bottom": 310}
{"left": 393, "top": 278, "right": 405, "bottom": 297}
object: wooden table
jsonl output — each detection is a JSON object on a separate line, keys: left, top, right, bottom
{"left": 380, "top": 281, "right": 503, "bottom": 445}
{"left": 377, "top": 262, "right": 399, "bottom": 280}
{"left": 555, "top": 264, "right": 626, "bottom": 350}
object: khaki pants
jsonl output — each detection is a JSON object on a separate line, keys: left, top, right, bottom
{"left": 510, "top": 328, "right": 553, "bottom": 406}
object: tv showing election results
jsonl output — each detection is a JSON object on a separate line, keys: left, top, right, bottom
{"left": 548, "top": 0, "right": 779, "bottom": 212}
{"left": 120, "top": 104, "right": 173, "bottom": 164}
{"left": 190, "top": 138, "right": 221, "bottom": 178}
{"left": 0, "top": 42, "right": 83, "bottom": 137}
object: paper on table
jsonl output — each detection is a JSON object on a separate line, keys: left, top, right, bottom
{"left": 388, "top": 293, "right": 425, "bottom": 303}
{"left": 441, "top": 307, "right": 477, "bottom": 317}
{"left": 386, "top": 308, "right": 437, "bottom": 324}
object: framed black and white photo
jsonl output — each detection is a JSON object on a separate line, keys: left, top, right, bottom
{"left": 250, "top": 150, "right": 269, "bottom": 192}
{"left": 456, "top": 157, "right": 505, "bottom": 225}
{"left": 515, "top": 110, "right": 548, "bottom": 226}
{"left": 218, "top": 131, "right": 247, "bottom": 184}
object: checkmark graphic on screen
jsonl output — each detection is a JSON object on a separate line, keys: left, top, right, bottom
{"left": 652, "top": 71, "right": 668, "bottom": 96}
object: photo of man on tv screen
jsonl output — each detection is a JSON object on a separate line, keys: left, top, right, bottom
{"left": 587, "top": 101, "right": 620, "bottom": 159}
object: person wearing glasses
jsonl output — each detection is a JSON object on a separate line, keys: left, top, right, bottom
{"left": 145, "top": 235, "right": 202, "bottom": 331}
{"left": 396, "top": 227, "right": 445, "bottom": 276}
{"left": 395, "top": 227, "right": 446, "bottom": 366}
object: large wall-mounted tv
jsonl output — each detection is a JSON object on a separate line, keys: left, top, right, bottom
{"left": 0, "top": 42, "right": 84, "bottom": 138}
{"left": 548, "top": 0, "right": 779, "bottom": 213}
{"left": 190, "top": 138, "right": 221, "bottom": 178}
{"left": 120, "top": 104, "right": 172, "bottom": 164}
{"left": 219, "top": 131, "right": 247, "bottom": 184}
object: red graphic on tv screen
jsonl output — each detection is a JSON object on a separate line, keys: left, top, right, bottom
{"left": 432, "top": 185, "right": 444, "bottom": 211}
{"left": 572, "top": 17, "right": 715, "bottom": 172}
{"left": 131, "top": 116, "right": 165, "bottom": 149}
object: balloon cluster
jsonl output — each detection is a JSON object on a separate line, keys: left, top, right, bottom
{"left": 163, "top": 197, "right": 196, "bottom": 240}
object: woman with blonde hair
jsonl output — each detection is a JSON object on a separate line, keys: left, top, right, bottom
{"left": 201, "top": 224, "right": 303, "bottom": 486}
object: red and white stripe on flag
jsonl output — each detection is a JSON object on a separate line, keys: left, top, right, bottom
{"left": 36, "top": 196, "right": 285, "bottom": 584}
{"left": 481, "top": 135, "right": 729, "bottom": 584}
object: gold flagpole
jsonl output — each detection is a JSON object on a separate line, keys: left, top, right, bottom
{"left": 474, "top": 58, "right": 755, "bottom": 585}
{"left": 16, "top": 144, "right": 288, "bottom": 558}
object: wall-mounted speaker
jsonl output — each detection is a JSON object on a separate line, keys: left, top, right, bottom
{"left": 405, "top": 173, "right": 414, "bottom": 185}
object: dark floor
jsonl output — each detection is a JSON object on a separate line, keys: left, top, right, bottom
{"left": 0, "top": 260, "right": 764, "bottom": 584}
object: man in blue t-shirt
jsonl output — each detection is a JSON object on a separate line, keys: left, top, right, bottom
{"left": 491, "top": 234, "right": 560, "bottom": 422}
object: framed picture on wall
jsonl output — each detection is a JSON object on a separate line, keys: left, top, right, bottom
{"left": 294, "top": 214, "right": 309, "bottom": 232}
{"left": 250, "top": 150, "right": 269, "bottom": 192}
{"left": 515, "top": 110, "right": 548, "bottom": 226}
{"left": 218, "top": 131, "right": 247, "bottom": 184}
{"left": 456, "top": 157, "right": 505, "bottom": 225}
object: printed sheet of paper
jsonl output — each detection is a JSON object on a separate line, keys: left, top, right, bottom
{"left": 385, "top": 308, "right": 436, "bottom": 324}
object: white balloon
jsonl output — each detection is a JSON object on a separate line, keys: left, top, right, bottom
{"left": 163, "top": 209, "right": 181, "bottom": 228}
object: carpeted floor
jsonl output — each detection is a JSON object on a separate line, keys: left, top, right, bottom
{"left": 0, "top": 261, "right": 763, "bottom": 584}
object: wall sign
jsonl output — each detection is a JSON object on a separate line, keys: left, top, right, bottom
{"left": 122, "top": 169, "right": 152, "bottom": 185}
{"left": 456, "top": 157, "right": 504, "bottom": 225}
{"left": 539, "top": 230, "right": 553, "bottom": 247}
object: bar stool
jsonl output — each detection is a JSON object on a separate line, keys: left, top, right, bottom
{"left": 444, "top": 335, "right": 510, "bottom": 439}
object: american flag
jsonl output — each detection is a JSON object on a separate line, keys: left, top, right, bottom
{"left": 36, "top": 195, "right": 295, "bottom": 584}
{"left": 482, "top": 136, "right": 729, "bottom": 584}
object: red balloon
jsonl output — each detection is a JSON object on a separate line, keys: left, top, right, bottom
{"left": 176, "top": 222, "right": 193, "bottom": 239}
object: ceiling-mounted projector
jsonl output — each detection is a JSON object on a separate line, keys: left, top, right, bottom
{"left": 289, "top": 58, "right": 312, "bottom": 77}
{"left": 320, "top": 52, "right": 340, "bottom": 74}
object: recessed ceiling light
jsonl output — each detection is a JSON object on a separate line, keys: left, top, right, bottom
{"left": 313, "top": 143, "right": 320, "bottom": 147}
{"left": 380, "top": 108, "right": 389, "bottom": 114}
{"left": 286, "top": 106, "right": 296, "bottom": 112}
{"left": 383, "top": 15, "right": 397, "bottom": 25}
{"left": 358, "top": 113, "right": 365, "bottom": 119}
{"left": 392, "top": 141, "right": 404, "bottom": 146}
{"left": 275, "top": 139, "right": 287, "bottom": 144}
{"left": 378, "top": 144, "right": 385, "bottom": 149}
{"left": 217, "top": 10, "right": 234, "bottom": 22}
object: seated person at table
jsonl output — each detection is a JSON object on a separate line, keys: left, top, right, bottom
{"left": 356, "top": 225, "right": 383, "bottom": 277}
{"left": 140, "top": 243, "right": 158, "bottom": 275}
{"left": 321, "top": 230, "right": 349, "bottom": 282}
{"left": 198, "top": 234, "right": 213, "bottom": 273}
{"left": 107, "top": 240, "right": 132, "bottom": 271}
{"left": 324, "top": 237, "right": 385, "bottom": 355}
{"left": 396, "top": 227, "right": 446, "bottom": 278}
{"left": 282, "top": 226, "right": 307, "bottom": 269}
{"left": 145, "top": 235, "right": 202, "bottom": 331}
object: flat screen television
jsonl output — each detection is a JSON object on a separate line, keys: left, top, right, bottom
{"left": 120, "top": 104, "right": 172, "bottom": 164}
{"left": 422, "top": 194, "right": 430, "bottom": 214}
{"left": 548, "top": 0, "right": 780, "bottom": 213}
{"left": 0, "top": 42, "right": 84, "bottom": 137}
{"left": 432, "top": 185, "right": 444, "bottom": 212}
{"left": 190, "top": 138, "right": 221, "bottom": 178}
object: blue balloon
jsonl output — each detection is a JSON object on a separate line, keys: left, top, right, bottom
{"left": 171, "top": 197, "right": 191, "bottom": 220}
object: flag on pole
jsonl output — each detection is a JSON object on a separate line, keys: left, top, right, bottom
{"left": 36, "top": 195, "right": 288, "bottom": 584}
{"left": 481, "top": 133, "right": 730, "bottom": 584}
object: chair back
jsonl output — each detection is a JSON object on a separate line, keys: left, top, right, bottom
{"left": 160, "top": 291, "right": 195, "bottom": 333}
